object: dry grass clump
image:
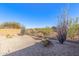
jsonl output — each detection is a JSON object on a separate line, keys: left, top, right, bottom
{"left": 41, "top": 39, "right": 51, "bottom": 47}
{"left": 6, "top": 34, "right": 13, "bottom": 38}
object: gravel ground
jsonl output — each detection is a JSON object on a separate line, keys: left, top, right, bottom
{"left": 4, "top": 36, "right": 79, "bottom": 56}
{"left": 0, "top": 35, "right": 79, "bottom": 56}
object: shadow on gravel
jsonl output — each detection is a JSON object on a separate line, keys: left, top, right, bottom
{"left": 5, "top": 41, "right": 55, "bottom": 56}
{"left": 5, "top": 39, "right": 79, "bottom": 56}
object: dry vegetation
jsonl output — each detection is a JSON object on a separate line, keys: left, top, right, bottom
{"left": 0, "top": 7, "right": 79, "bottom": 56}
{"left": 26, "top": 27, "right": 57, "bottom": 39}
{"left": 0, "top": 20, "right": 79, "bottom": 41}
{"left": 0, "top": 22, "right": 22, "bottom": 38}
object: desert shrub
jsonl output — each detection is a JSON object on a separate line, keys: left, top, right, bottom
{"left": 26, "top": 27, "right": 54, "bottom": 38}
{"left": 68, "top": 17, "right": 79, "bottom": 40}
{"left": 34, "top": 28, "right": 53, "bottom": 47}
{"left": 57, "top": 19, "right": 68, "bottom": 44}
{"left": 36, "top": 32, "right": 44, "bottom": 38}
{"left": 57, "top": 7, "right": 69, "bottom": 44}
{"left": 0, "top": 22, "right": 21, "bottom": 29}
{"left": 41, "top": 39, "right": 51, "bottom": 47}
{"left": 34, "top": 27, "right": 54, "bottom": 38}
{"left": 25, "top": 29, "right": 37, "bottom": 36}
{"left": 6, "top": 34, "right": 13, "bottom": 38}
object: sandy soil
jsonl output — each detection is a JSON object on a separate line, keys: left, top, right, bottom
{"left": 0, "top": 29, "right": 20, "bottom": 35}
{"left": 0, "top": 35, "right": 36, "bottom": 55}
{"left": 0, "top": 35, "right": 79, "bottom": 56}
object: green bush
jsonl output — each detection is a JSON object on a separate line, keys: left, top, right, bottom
{"left": 68, "top": 17, "right": 79, "bottom": 40}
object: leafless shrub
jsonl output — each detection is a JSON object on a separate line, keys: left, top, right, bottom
{"left": 57, "top": 8, "right": 69, "bottom": 44}
{"left": 57, "top": 19, "right": 68, "bottom": 44}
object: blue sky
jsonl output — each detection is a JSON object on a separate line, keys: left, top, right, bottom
{"left": 0, "top": 3, "right": 79, "bottom": 28}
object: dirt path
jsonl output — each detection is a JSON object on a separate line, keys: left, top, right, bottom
{"left": 0, "top": 35, "right": 37, "bottom": 55}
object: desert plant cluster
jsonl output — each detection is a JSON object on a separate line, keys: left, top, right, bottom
{"left": 0, "top": 13, "right": 79, "bottom": 46}
{"left": 25, "top": 18, "right": 79, "bottom": 45}
{"left": 68, "top": 18, "right": 79, "bottom": 40}
{"left": 26, "top": 27, "right": 56, "bottom": 38}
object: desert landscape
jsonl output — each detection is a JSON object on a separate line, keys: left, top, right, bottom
{"left": 0, "top": 28, "right": 79, "bottom": 56}
{"left": 0, "top": 3, "right": 79, "bottom": 56}
{"left": 0, "top": 22, "right": 79, "bottom": 56}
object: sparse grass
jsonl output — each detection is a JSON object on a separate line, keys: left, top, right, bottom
{"left": 6, "top": 34, "right": 13, "bottom": 38}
